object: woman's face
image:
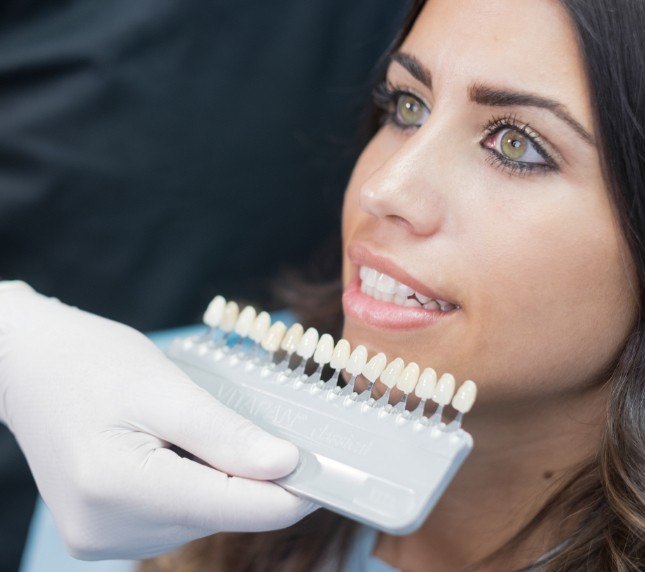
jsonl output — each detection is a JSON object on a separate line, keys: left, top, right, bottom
{"left": 341, "top": 0, "right": 638, "bottom": 407}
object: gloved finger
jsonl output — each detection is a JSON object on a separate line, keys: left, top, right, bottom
{"left": 136, "top": 447, "right": 317, "bottom": 540}
{"left": 131, "top": 377, "right": 300, "bottom": 480}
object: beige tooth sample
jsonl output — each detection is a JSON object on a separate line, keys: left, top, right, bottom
{"left": 234, "top": 305, "right": 257, "bottom": 337}
{"left": 345, "top": 345, "right": 368, "bottom": 376}
{"left": 380, "top": 358, "right": 404, "bottom": 388}
{"left": 281, "top": 323, "right": 304, "bottom": 353}
{"left": 415, "top": 368, "right": 437, "bottom": 399}
{"left": 261, "top": 321, "right": 287, "bottom": 352}
{"left": 220, "top": 301, "right": 239, "bottom": 332}
{"left": 362, "top": 352, "right": 387, "bottom": 382}
{"left": 296, "top": 327, "right": 319, "bottom": 359}
{"left": 250, "top": 311, "right": 271, "bottom": 343}
{"left": 313, "top": 333, "right": 335, "bottom": 365}
{"left": 432, "top": 373, "right": 456, "bottom": 405}
{"left": 452, "top": 380, "right": 477, "bottom": 413}
{"left": 396, "top": 362, "right": 420, "bottom": 393}
{"left": 329, "top": 339, "right": 351, "bottom": 370}
{"left": 203, "top": 295, "right": 226, "bottom": 327}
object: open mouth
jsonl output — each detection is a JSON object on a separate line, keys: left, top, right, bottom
{"left": 359, "top": 266, "right": 460, "bottom": 313}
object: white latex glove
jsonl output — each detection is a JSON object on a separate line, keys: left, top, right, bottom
{"left": 0, "top": 282, "right": 316, "bottom": 560}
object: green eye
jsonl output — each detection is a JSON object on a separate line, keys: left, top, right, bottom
{"left": 500, "top": 129, "right": 528, "bottom": 160}
{"left": 395, "top": 93, "right": 428, "bottom": 127}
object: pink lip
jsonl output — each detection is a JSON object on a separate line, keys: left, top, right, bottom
{"left": 343, "top": 243, "right": 461, "bottom": 331}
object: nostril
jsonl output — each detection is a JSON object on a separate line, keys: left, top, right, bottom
{"left": 385, "top": 214, "right": 414, "bottom": 230}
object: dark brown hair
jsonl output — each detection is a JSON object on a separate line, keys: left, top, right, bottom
{"left": 141, "top": 1, "right": 645, "bottom": 570}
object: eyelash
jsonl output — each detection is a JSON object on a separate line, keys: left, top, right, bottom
{"left": 372, "top": 81, "right": 560, "bottom": 177}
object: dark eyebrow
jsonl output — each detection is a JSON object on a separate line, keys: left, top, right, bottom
{"left": 389, "top": 50, "right": 595, "bottom": 146}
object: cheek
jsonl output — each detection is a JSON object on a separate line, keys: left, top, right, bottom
{"left": 462, "top": 192, "right": 638, "bottom": 402}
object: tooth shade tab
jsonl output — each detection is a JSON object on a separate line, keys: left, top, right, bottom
{"left": 380, "top": 358, "right": 405, "bottom": 388}
{"left": 250, "top": 311, "right": 271, "bottom": 343}
{"left": 432, "top": 373, "right": 456, "bottom": 406}
{"left": 396, "top": 362, "right": 420, "bottom": 394}
{"left": 415, "top": 368, "right": 437, "bottom": 399}
{"left": 261, "top": 321, "right": 287, "bottom": 352}
{"left": 452, "top": 380, "right": 477, "bottom": 413}
{"left": 313, "top": 334, "right": 335, "bottom": 365}
{"left": 281, "top": 323, "right": 304, "bottom": 353}
{"left": 220, "top": 301, "right": 239, "bottom": 332}
{"left": 362, "top": 353, "right": 387, "bottom": 382}
{"left": 296, "top": 327, "right": 319, "bottom": 359}
{"left": 234, "top": 305, "right": 257, "bottom": 337}
{"left": 203, "top": 295, "right": 226, "bottom": 327}
{"left": 330, "top": 339, "right": 351, "bottom": 370}
{"left": 346, "top": 345, "right": 368, "bottom": 376}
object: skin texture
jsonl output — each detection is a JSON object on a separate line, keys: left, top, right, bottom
{"left": 340, "top": 0, "right": 638, "bottom": 570}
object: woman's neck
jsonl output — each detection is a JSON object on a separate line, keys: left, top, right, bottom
{"left": 373, "top": 386, "right": 607, "bottom": 571}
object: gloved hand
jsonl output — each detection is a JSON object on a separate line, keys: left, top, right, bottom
{"left": 0, "top": 282, "right": 316, "bottom": 560}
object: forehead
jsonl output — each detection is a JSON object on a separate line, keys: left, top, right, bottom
{"left": 399, "top": 0, "right": 592, "bottom": 120}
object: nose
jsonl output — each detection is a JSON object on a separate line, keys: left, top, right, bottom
{"left": 358, "top": 134, "right": 446, "bottom": 236}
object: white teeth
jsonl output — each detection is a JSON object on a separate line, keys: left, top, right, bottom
{"left": 416, "top": 293, "right": 431, "bottom": 304}
{"left": 396, "top": 362, "right": 420, "bottom": 394}
{"left": 432, "top": 373, "right": 456, "bottom": 406}
{"left": 380, "top": 357, "right": 405, "bottom": 388}
{"left": 376, "top": 273, "right": 397, "bottom": 294}
{"left": 220, "top": 301, "right": 239, "bottom": 332}
{"left": 281, "top": 323, "right": 304, "bottom": 353}
{"left": 452, "top": 380, "right": 477, "bottom": 413}
{"left": 365, "top": 268, "right": 378, "bottom": 287}
{"left": 234, "top": 305, "right": 256, "bottom": 337}
{"left": 296, "top": 327, "right": 319, "bottom": 359}
{"left": 329, "top": 339, "right": 351, "bottom": 370}
{"left": 203, "top": 295, "right": 226, "bottom": 327}
{"left": 313, "top": 333, "right": 334, "bottom": 365}
{"left": 395, "top": 283, "right": 414, "bottom": 297}
{"left": 362, "top": 352, "right": 387, "bottom": 382}
{"left": 359, "top": 265, "right": 459, "bottom": 312}
{"left": 346, "top": 345, "right": 368, "bottom": 376}
{"left": 415, "top": 368, "right": 437, "bottom": 399}
{"left": 250, "top": 311, "right": 271, "bottom": 343}
{"left": 261, "top": 321, "right": 287, "bottom": 352}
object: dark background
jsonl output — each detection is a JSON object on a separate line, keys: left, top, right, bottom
{"left": 0, "top": 1, "right": 410, "bottom": 570}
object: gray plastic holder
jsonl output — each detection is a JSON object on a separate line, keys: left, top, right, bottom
{"left": 166, "top": 336, "right": 473, "bottom": 535}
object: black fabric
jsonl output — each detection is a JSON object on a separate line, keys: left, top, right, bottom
{"left": 0, "top": 1, "right": 410, "bottom": 569}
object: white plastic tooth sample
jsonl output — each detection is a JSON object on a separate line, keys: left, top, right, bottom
{"left": 362, "top": 353, "right": 387, "bottom": 382}
{"left": 415, "top": 368, "right": 437, "bottom": 399}
{"left": 345, "top": 345, "right": 368, "bottom": 375}
{"left": 433, "top": 373, "right": 456, "bottom": 405}
{"left": 365, "top": 268, "right": 378, "bottom": 287}
{"left": 296, "top": 327, "right": 319, "bottom": 359}
{"left": 330, "top": 339, "right": 351, "bottom": 370}
{"left": 380, "top": 358, "right": 405, "bottom": 388}
{"left": 423, "top": 300, "right": 440, "bottom": 311}
{"left": 203, "top": 295, "right": 226, "bottom": 328}
{"left": 220, "top": 301, "right": 239, "bottom": 333}
{"left": 249, "top": 311, "right": 271, "bottom": 344}
{"left": 396, "top": 362, "right": 420, "bottom": 394}
{"left": 313, "top": 334, "right": 334, "bottom": 365}
{"left": 281, "top": 323, "right": 304, "bottom": 353}
{"left": 234, "top": 305, "right": 256, "bottom": 337}
{"left": 376, "top": 273, "right": 396, "bottom": 294}
{"left": 452, "top": 380, "right": 477, "bottom": 413}
{"left": 411, "top": 367, "right": 437, "bottom": 419}
{"left": 261, "top": 321, "right": 286, "bottom": 351}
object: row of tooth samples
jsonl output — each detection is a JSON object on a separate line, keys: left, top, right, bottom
{"left": 202, "top": 295, "right": 477, "bottom": 426}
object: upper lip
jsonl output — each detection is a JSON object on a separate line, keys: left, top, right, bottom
{"left": 347, "top": 242, "right": 459, "bottom": 306}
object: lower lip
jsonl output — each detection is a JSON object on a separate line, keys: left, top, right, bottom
{"left": 342, "top": 280, "right": 459, "bottom": 330}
